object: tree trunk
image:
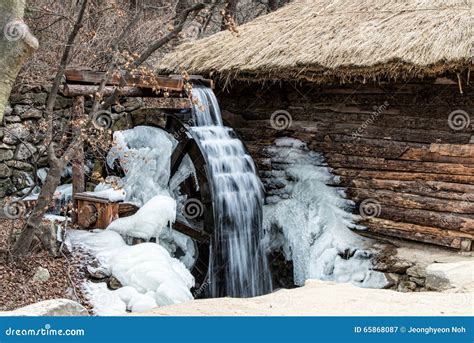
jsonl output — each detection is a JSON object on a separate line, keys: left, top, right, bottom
{"left": 0, "top": 0, "right": 38, "bottom": 122}
{"left": 12, "top": 162, "right": 64, "bottom": 256}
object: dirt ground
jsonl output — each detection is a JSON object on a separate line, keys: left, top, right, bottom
{"left": 0, "top": 218, "right": 91, "bottom": 312}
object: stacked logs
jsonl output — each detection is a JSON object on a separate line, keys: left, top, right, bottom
{"left": 218, "top": 79, "right": 474, "bottom": 251}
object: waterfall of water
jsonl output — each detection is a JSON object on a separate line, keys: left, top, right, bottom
{"left": 191, "top": 86, "right": 272, "bottom": 298}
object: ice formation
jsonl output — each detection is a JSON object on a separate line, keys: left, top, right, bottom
{"left": 68, "top": 230, "right": 194, "bottom": 315}
{"left": 106, "top": 126, "right": 175, "bottom": 206}
{"left": 262, "top": 138, "right": 387, "bottom": 288}
{"left": 107, "top": 195, "right": 177, "bottom": 241}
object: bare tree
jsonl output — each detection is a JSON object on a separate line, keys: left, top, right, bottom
{"left": 0, "top": 0, "right": 38, "bottom": 122}
{"left": 10, "top": 0, "right": 206, "bottom": 257}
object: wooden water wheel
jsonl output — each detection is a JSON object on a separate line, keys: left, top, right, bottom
{"left": 130, "top": 112, "right": 215, "bottom": 295}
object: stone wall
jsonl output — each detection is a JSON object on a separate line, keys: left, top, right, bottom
{"left": 1, "top": 86, "right": 145, "bottom": 201}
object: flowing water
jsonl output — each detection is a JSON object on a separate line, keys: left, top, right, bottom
{"left": 190, "top": 86, "right": 272, "bottom": 297}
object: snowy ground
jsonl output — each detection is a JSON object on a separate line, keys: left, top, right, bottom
{"left": 139, "top": 278, "right": 474, "bottom": 316}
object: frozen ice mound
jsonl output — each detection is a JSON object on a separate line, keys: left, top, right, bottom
{"left": 106, "top": 126, "right": 175, "bottom": 206}
{"left": 68, "top": 230, "right": 194, "bottom": 315}
{"left": 263, "top": 138, "right": 387, "bottom": 289}
{"left": 107, "top": 195, "right": 177, "bottom": 241}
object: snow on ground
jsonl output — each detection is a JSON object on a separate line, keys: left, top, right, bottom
{"left": 67, "top": 230, "right": 194, "bottom": 315}
{"left": 263, "top": 138, "right": 387, "bottom": 288}
{"left": 107, "top": 195, "right": 176, "bottom": 241}
{"left": 140, "top": 278, "right": 473, "bottom": 316}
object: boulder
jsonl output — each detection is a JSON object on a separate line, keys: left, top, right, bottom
{"left": 4, "top": 104, "right": 13, "bottom": 117}
{"left": 13, "top": 104, "right": 30, "bottom": 116}
{"left": 21, "top": 108, "right": 43, "bottom": 119}
{"left": 5, "top": 115, "right": 21, "bottom": 123}
{"left": 107, "top": 276, "right": 123, "bottom": 290}
{"left": 0, "top": 149, "right": 14, "bottom": 161}
{"left": 14, "top": 142, "right": 37, "bottom": 160}
{"left": 3, "top": 123, "right": 30, "bottom": 144}
{"left": 0, "top": 299, "right": 89, "bottom": 316}
{"left": 0, "top": 178, "right": 16, "bottom": 198}
{"left": 0, "top": 163, "right": 12, "bottom": 178}
{"left": 32, "top": 267, "right": 51, "bottom": 282}
{"left": 6, "top": 160, "right": 34, "bottom": 171}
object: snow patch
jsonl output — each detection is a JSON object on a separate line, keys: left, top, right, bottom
{"left": 107, "top": 195, "right": 176, "bottom": 241}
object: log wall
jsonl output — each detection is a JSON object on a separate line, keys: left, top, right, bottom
{"left": 217, "top": 79, "right": 474, "bottom": 251}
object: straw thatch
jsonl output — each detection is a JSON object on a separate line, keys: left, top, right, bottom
{"left": 159, "top": 0, "right": 473, "bottom": 83}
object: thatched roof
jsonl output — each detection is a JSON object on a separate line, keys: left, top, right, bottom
{"left": 159, "top": 0, "right": 473, "bottom": 84}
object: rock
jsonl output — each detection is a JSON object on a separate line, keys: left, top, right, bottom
{"left": 406, "top": 265, "right": 427, "bottom": 278}
{"left": 409, "top": 276, "right": 425, "bottom": 286}
{"left": 0, "top": 129, "right": 3, "bottom": 140}
{"left": 425, "top": 274, "right": 451, "bottom": 291}
{"left": 0, "top": 164, "right": 12, "bottom": 178}
{"left": 112, "top": 104, "right": 125, "bottom": 113}
{"left": 13, "top": 104, "right": 30, "bottom": 116}
{"left": 32, "top": 267, "right": 51, "bottom": 282}
{"left": 107, "top": 276, "right": 122, "bottom": 290}
{"left": 14, "top": 142, "right": 37, "bottom": 160}
{"left": 0, "top": 178, "right": 16, "bottom": 198}
{"left": 398, "top": 280, "right": 417, "bottom": 292}
{"left": 0, "top": 299, "right": 88, "bottom": 316}
{"left": 384, "top": 273, "right": 400, "bottom": 288}
{"left": 5, "top": 115, "right": 21, "bottom": 123}
{"left": 12, "top": 170, "right": 34, "bottom": 189}
{"left": 0, "top": 149, "right": 14, "bottom": 161}
{"left": 3, "top": 123, "right": 30, "bottom": 144}
{"left": 54, "top": 95, "right": 72, "bottom": 109}
{"left": 21, "top": 108, "right": 43, "bottom": 119}
{"left": 6, "top": 160, "right": 34, "bottom": 171}
{"left": 372, "top": 258, "right": 412, "bottom": 274}
{"left": 87, "top": 264, "right": 110, "bottom": 280}
{"left": 9, "top": 92, "right": 47, "bottom": 106}
{"left": 4, "top": 104, "right": 13, "bottom": 117}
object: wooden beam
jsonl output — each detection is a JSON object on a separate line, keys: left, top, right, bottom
{"left": 65, "top": 69, "right": 185, "bottom": 90}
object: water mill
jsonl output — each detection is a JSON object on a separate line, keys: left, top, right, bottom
{"left": 1, "top": 0, "right": 472, "bottom": 322}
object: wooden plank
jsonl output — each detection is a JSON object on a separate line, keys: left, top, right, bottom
{"left": 349, "top": 188, "right": 474, "bottom": 214}
{"left": 339, "top": 177, "right": 474, "bottom": 201}
{"left": 65, "top": 69, "right": 184, "bottom": 91}
{"left": 361, "top": 217, "right": 473, "bottom": 250}
{"left": 334, "top": 168, "right": 474, "bottom": 185}
{"left": 327, "top": 154, "right": 474, "bottom": 176}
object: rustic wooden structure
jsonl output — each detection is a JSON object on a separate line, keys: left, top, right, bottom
{"left": 62, "top": 68, "right": 214, "bottom": 288}
{"left": 157, "top": 0, "right": 473, "bottom": 251}
{"left": 217, "top": 80, "right": 474, "bottom": 251}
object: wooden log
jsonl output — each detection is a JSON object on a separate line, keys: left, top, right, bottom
{"left": 65, "top": 68, "right": 185, "bottom": 90}
{"left": 334, "top": 168, "right": 474, "bottom": 185}
{"left": 339, "top": 177, "right": 474, "bottom": 201}
{"left": 327, "top": 154, "right": 474, "bottom": 176}
{"left": 362, "top": 205, "right": 474, "bottom": 233}
{"left": 360, "top": 217, "right": 473, "bottom": 251}
{"left": 349, "top": 188, "right": 474, "bottom": 214}
{"left": 332, "top": 123, "right": 472, "bottom": 144}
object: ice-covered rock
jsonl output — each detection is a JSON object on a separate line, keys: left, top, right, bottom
{"left": 107, "top": 195, "right": 176, "bottom": 241}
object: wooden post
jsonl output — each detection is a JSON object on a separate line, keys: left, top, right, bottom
{"left": 72, "top": 95, "right": 85, "bottom": 222}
